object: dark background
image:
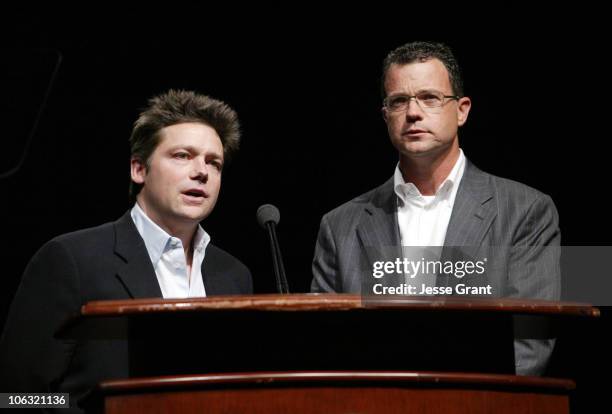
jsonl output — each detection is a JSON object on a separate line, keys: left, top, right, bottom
{"left": 0, "top": 6, "right": 609, "bottom": 412}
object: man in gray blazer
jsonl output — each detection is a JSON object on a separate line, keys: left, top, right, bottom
{"left": 311, "top": 41, "right": 560, "bottom": 376}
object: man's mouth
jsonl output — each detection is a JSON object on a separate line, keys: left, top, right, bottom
{"left": 403, "top": 129, "right": 428, "bottom": 135}
{"left": 182, "top": 189, "right": 208, "bottom": 199}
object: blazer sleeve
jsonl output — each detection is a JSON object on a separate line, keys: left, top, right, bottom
{"left": 507, "top": 193, "right": 561, "bottom": 300}
{"left": 0, "top": 239, "right": 80, "bottom": 392}
{"left": 507, "top": 193, "right": 561, "bottom": 376}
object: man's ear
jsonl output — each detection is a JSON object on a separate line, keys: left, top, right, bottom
{"left": 130, "top": 157, "right": 147, "bottom": 185}
{"left": 457, "top": 96, "right": 471, "bottom": 127}
{"left": 382, "top": 107, "right": 389, "bottom": 124}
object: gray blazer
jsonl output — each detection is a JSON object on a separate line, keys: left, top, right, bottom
{"left": 311, "top": 160, "right": 560, "bottom": 376}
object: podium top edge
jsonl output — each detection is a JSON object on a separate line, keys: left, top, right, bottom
{"left": 81, "top": 293, "right": 600, "bottom": 318}
{"left": 98, "top": 371, "right": 576, "bottom": 393}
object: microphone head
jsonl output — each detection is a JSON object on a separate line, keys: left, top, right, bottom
{"left": 256, "top": 204, "right": 280, "bottom": 228}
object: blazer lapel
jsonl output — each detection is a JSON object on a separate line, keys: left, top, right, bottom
{"left": 113, "top": 211, "right": 163, "bottom": 299}
{"left": 438, "top": 161, "right": 497, "bottom": 287}
{"left": 357, "top": 178, "right": 402, "bottom": 266}
{"left": 444, "top": 160, "right": 496, "bottom": 247}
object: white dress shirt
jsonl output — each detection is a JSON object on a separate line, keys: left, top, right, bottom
{"left": 394, "top": 149, "right": 466, "bottom": 247}
{"left": 130, "top": 203, "right": 209, "bottom": 298}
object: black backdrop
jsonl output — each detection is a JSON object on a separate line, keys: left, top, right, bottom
{"left": 1, "top": 6, "right": 610, "bottom": 412}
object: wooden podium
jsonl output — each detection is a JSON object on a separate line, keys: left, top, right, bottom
{"left": 72, "top": 294, "right": 598, "bottom": 413}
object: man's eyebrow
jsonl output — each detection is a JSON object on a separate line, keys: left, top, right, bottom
{"left": 168, "top": 145, "right": 197, "bottom": 152}
{"left": 168, "top": 145, "right": 222, "bottom": 156}
{"left": 388, "top": 88, "right": 442, "bottom": 97}
{"left": 208, "top": 153, "right": 224, "bottom": 163}
{"left": 413, "top": 88, "right": 444, "bottom": 95}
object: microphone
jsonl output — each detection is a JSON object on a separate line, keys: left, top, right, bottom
{"left": 257, "top": 204, "right": 290, "bottom": 294}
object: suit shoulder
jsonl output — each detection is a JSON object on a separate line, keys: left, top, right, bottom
{"left": 323, "top": 180, "right": 390, "bottom": 223}
{"left": 49, "top": 221, "right": 116, "bottom": 250}
{"left": 470, "top": 167, "right": 559, "bottom": 232}
{"left": 24, "top": 221, "right": 118, "bottom": 274}
{"left": 466, "top": 161, "right": 553, "bottom": 205}
{"left": 485, "top": 172, "right": 554, "bottom": 205}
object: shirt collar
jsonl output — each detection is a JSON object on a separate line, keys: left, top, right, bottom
{"left": 130, "top": 202, "right": 211, "bottom": 266}
{"left": 393, "top": 148, "right": 466, "bottom": 207}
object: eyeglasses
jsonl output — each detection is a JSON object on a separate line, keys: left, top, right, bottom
{"left": 383, "top": 91, "right": 459, "bottom": 114}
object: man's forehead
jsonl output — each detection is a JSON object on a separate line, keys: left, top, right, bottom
{"left": 157, "top": 122, "right": 223, "bottom": 150}
{"left": 385, "top": 59, "right": 452, "bottom": 92}
{"left": 159, "top": 122, "right": 218, "bottom": 137}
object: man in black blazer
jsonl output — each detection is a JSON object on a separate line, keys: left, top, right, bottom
{"left": 0, "top": 90, "right": 252, "bottom": 411}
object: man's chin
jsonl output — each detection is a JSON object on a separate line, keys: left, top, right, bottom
{"left": 175, "top": 206, "right": 213, "bottom": 223}
{"left": 397, "top": 142, "right": 439, "bottom": 158}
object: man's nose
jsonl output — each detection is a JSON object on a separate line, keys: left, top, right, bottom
{"left": 405, "top": 98, "right": 424, "bottom": 121}
{"left": 190, "top": 158, "right": 208, "bottom": 182}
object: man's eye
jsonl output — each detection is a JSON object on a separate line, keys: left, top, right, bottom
{"left": 389, "top": 96, "right": 409, "bottom": 108}
{"left": 418, "top": 94, "right": 442, "bottom": 106}
{"left": 174, "top": 152, "right": 190, "bottom": 159}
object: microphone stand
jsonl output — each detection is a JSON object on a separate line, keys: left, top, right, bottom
{"left": 265, "top": 221, "right": 290, "bottom": 294}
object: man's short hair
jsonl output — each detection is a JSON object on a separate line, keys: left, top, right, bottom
{"left": 129, "top": 89, "right": 241, "bottom": 199}
{"left": 381, "top": 41, "right": 464, "bottom": 99}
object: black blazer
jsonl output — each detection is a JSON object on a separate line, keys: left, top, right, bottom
{"left": 0, "top": 211, "right": 252, "bottom": 411}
